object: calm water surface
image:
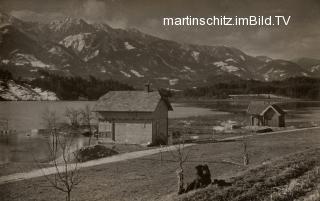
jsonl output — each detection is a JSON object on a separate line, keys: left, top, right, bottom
{"left": 0, "top": 100, "right": 319, "bottom": 164}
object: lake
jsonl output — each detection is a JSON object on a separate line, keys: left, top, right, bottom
{"left": 0, "top": 100, "right": 320, "bottom": 164}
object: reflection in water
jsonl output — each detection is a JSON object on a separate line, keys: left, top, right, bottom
{"left": 0, "top": 132, "right": 92, "bottom": 164}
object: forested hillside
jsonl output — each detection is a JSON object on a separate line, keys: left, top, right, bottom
{"left": 183, "top": 77, "right": 320, "bottom": 100}
{"left": 28, "top": 71, "right": 134, "bottom": 100}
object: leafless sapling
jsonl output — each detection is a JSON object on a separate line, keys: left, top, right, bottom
{"left": 170, "top": 128, "right": 192, "bottom": 194}
{"left": 242, "top": 136, "right": 249, "bottom": 166}
{"left": 65, "top": 107, "right": 81, "bottom": 130}
{"left": 80, "top": 105, "right": 95, "bottom": 145}
{"left": 40, "top": 108, "right": 82, "bottom": 201}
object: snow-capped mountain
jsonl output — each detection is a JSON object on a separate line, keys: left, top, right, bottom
{"left": 0, "top": 12, "right": 317, "bottom": 89}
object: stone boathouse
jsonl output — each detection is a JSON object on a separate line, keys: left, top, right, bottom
{"left": 93, "top": 87, "right": 173, "bottom": 145}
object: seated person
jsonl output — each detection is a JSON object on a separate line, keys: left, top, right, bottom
{"left": 184, "top": 164, "right": 212, "bottom": 193}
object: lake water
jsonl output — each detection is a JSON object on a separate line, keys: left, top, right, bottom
{"left": 0, "top": 101, "right": 220, "bottom": 164}
{"left": 0, "top": 100, "right": 320, "bottom": 164}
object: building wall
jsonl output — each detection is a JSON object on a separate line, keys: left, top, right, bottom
{"left": 279, "top": 115, "right": 285, "bottom": 127}
{"left": 96, "top": 100, "right": 169, "bottom": 144}
{"left": 263, "top": 108, "right": 278, "bottom": 127}
{"left": 115, "top": 121, "right": 152, "bottom": 144}
{"left": 263, "top": 108, "right": 286, "bottom": 127}
{"left": 152, "top": 100, "right": 169, "bottom": 144}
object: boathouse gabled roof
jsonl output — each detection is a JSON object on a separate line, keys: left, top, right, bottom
{"left": 93, "top": 91, "right": 173, "bottom": 112}
{"left": 247, "top": 101, "right": 285, "bottom": 116}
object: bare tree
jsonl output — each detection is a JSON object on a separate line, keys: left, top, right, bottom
{"left": 40, "top": 108, "right": 82, "bottom": 201}
{"left": 242, "top": 136, "right": 249, "bottom": 166}
{"left": 42, "top": 108, "right": 59, "bottom": 153}
{"left": 80, "top": 105, "right": 94, "bottom": 145}
{"left": 169, "top": 133, "right": 192, "bottom": 194}
{"left": 65, "top": 107, "right": 81, "bottom": 130}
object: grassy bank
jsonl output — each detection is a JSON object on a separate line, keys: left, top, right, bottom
{"left": 1, "top": 128, "right": 320, "bottom": 201}
{"left": 175, "top": 148, "right": 320, "bottom": 201}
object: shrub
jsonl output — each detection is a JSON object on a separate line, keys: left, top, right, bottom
{"left": 76, "top": 145, "right": 119, "bottom": 162}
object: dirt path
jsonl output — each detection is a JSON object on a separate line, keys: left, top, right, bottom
{"left": 0, "top": 144, "right": 193, "bottom": 185}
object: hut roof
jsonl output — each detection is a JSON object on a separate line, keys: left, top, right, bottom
{"left": 247, "top": 101, "right": 285, "bottom": 115}
{"left": 93, "top": 91, "right": 173, "bottom": 112}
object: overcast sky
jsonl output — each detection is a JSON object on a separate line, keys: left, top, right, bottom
{"left": 1, "top": 0, "right": 320, "bottom": 59}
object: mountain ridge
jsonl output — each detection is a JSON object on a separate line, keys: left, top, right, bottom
{"left": 0, "top": 12, "right": 318, "bottom": 89}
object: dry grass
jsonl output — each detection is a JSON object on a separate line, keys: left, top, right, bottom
{"left": 0, "top": 143, "right": 150, "bottom": 176}
{"left": 1, "top": 128, "right": 320, "bottom": 201}
{"left": 175, "top": 149, "right": 320, "bottom": 201}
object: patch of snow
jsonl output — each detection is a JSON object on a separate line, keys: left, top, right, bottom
{"left": 157, "top": 77, "right": 169, "bottom": 80}
{"left": 60, "top": 33, "right": 91, "bottom": 52}
{"left": 221, "top": 65, "right": 240, "bottom": 72}
{"left": 13, "top": 54, "right": 51, "bottom": 68}
{"left": 1, "top": 59, "right": 9, "bottom": 64}
{"left": 265, "top": 68, "right": 274, "bottom": 74}
{"left": 265, "top": 58, "right": 272, "bottom": 62}
{"left": 311, "top": 65, "right": 320, "bottom": 72}
{"left": 225, "top": 58, "right": 237, "bottom": 63}
{"left": 166, "top": 88, "right": 182, "bottom": 92}
{"left": 84, "top": 50, "right": 99, "bottom": 62}
{"left": 0, "top": 80, "right": 58, "bottom": 101}
{"left": 142, "top": 67, "right": 149, "bottom": 72}
{"left": 29, "top": 69, "right": 38, "bottom": 72}
{"left": 33, "top": 87, "right": 59, "bottom": 100}
{"left": 182, "top": 66, "right": 195, "bottom": 73}
{"left": 213, "top": 61, "right": 228, "bottom": 67}
{"left": 240, "top": 55, "right": 245, "bottom": 61}
{"left": 101, "top": 69, "right": 106, "bottom": 73}
{"left": 191, "top": 51, "right": 200, "bottom": 62}
{"left": 48, "top": 47, "right": 60, "bottom": 55}
{"left": 0, "top": 27, "right": 9, "bottom": 34}
{"left": 213, "top": 61, "right": 240, "bottom": 72}
{"left": 263, "top": 68, "right": 274, "bottom": 81}
{"left": 169, "top": 78, "right": 179, "bottom": 86}
{"left": 120, "top": 71, "right": 131, "bottom": 78}
{"left": 130, "top": 70, "right": 144, "bottom": 77}
{"left": 48, "top": 47, "right": 56, "bottom": 53}
{"left": 30, "top": 60, "right": 49, "bottom": 68}
{"left": 124, "top": 42, "right": 135, "bottom": 50}
{"left": 263, "top": 68, "right": 287, "bottom": 80}
{"left": 212, "top": 126, "right": 225, "bottom": 132}
{"left": 301, "top": 72, "right": 309, "bottom": 77}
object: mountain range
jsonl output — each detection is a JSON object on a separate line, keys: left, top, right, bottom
{"left": 0, "top": 12, "right": 319, "bottom": 89}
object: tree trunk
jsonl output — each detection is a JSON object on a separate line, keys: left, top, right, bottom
{"left": 177, "top": 168, "right": 184, "bottom": 194}
{"left": 243, "top": 153, "right": 249, "bottom": 166}
{"left": 66, "top": 191, "right": 71, "bottom": 201}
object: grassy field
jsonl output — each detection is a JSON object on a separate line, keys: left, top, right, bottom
{"left": 1, "top": 128, "right": 320, "bottom": 201}
{"left": 0, "top": 143, "right": 150, "bottom": 176}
